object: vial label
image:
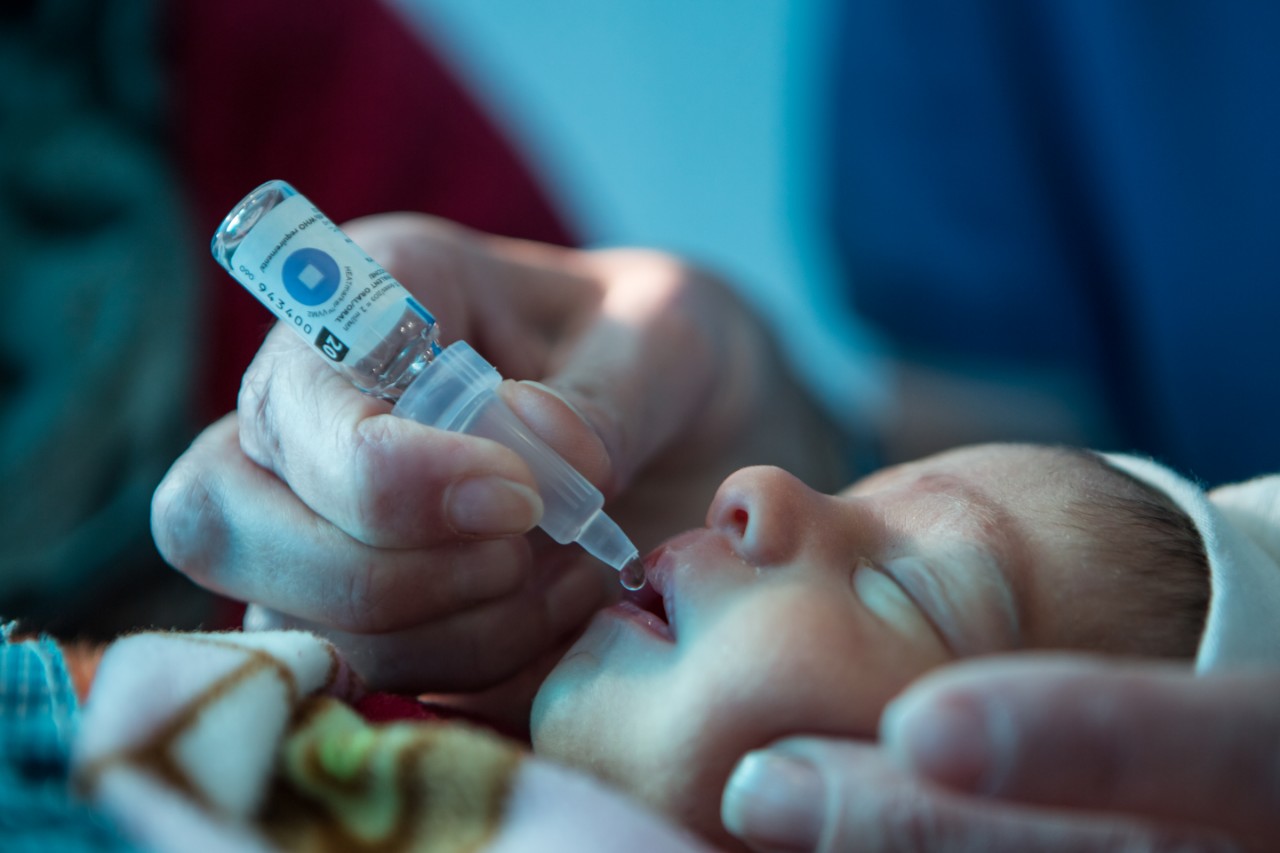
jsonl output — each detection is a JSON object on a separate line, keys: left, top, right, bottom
{"left": 227, "top": 193, "right": 435, "bottom": 365}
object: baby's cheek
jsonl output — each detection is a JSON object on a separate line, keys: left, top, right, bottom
{"left": 716, "top": 607, "right": 892, "bottom": 737}
{"left": 679, "top": 633, "right": 823, "bottom": 747}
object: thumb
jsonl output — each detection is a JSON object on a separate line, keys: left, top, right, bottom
{"left": 879, "top": 654, "right": 1280, "bottom": 846}
{"left": 500, "top": 379, "right": 616, "bottom": 496}
{"left": 499, "top": 258, "right": 732, "bottom": 497}
{"left": 720, "top": 737, "right": 1239, "bottom": 853}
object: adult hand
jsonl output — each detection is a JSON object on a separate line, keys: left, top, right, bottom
{"left": 722, "top": 656, "right": 1277, "bottom": 852}
{"left": 153, "top": 214, "right": 838, "bottom": 692}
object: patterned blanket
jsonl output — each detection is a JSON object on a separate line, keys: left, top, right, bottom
{"left": 68, "top": 630, "right": 709, "bottom": 852}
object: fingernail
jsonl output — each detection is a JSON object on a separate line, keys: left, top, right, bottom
{"left": 721, "top": 751, "right": 825, "bottom": 851}
{"left": 881, "top": 690, "right": 1005, "bottom": 794}
{"left": 516, "top": 380, "right": 586, "bottom": 421}
{"left": 445, "top": 477, "right": 542, "bottom": 535}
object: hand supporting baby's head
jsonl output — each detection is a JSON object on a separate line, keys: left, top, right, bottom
{"left": 530, "top": 443, "right": 1210, "bottom": 847}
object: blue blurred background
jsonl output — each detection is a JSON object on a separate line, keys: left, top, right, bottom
{"left": 4, "top": 0, "right": 1280, "bottom": 634}
{"left": 394, "top": 0, "right": 887, "bottom": 428}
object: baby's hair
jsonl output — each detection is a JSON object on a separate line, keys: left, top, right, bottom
{"left": 1056, "top": 448, "right": 1210, "bottom": 659}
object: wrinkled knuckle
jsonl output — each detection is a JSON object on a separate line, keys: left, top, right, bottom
{"left": 237, "top": 362, "right": 281, "bottom": 467}
{"left": 347, "top": 417, "right": 399, "bottom": 543}
{"left": 875, "top": 789, "right": 951, "bottom": 853}
{"left": 333, "top": 559, "right": 392, "bottom": 632}
{"left": 150, "top": 462, "right": 226, "bottom": 583}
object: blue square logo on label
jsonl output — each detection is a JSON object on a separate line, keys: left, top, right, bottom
{"left": 283, "top": 248, "right": 341, "bottom": 305}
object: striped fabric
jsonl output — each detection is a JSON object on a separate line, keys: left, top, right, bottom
{"left": 0, "top": 623, "right": 136, "bottom": 851}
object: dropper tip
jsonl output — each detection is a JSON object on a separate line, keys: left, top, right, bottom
{"left": 619, "top": 556, "right": 647, "bottom": 591}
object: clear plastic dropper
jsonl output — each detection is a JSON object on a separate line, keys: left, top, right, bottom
{"left": 211, "top": 179, "right": 645, "bottom": 590}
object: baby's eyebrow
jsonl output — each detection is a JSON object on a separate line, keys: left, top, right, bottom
{"left": 843, "top": 460, "right": 918, "bottom": 496}
{"left": 914, "top": 475, "right": 1026, "bottom": 652}
{"left": 848, "top": 466, "right": 902, "bottom": 491}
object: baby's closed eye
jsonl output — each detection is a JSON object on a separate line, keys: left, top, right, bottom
{"left": 853, "top": 556, "right": 958, "bottom": 656}
{"left": 853, "top": 558, "right": 924, "bottom": 623}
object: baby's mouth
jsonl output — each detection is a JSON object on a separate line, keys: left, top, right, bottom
{"left": 620, "top": 566, "right": 675, "bottom": 641}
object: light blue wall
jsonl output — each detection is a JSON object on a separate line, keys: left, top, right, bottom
{"left": 393, "top": 0, "right": 886, "bottom": 426}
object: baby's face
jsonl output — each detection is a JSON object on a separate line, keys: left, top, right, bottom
{"left": 531, "top": 444, "right": 1113, "bottom": 845}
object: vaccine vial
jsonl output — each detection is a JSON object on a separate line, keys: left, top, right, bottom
{"left": 211, "top": 179, "right": 441, "bottom": 401}
{"left": 210, "top": 180, "right": 645, "bottom": 590}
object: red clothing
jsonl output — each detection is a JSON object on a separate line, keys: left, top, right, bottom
{"left": 356, "top": 691, "right": 530, "bottom": 745}
{"left": 164, "top": 0, "right": 577, "bottom": 420}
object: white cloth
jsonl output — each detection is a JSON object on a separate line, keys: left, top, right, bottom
{"left": 1102, "top": 454, "right": 1280, "bottom": 671}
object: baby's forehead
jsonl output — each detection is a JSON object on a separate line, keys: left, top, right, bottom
{"left": 848, "top": 443, "right": 1091, "bottom": 497}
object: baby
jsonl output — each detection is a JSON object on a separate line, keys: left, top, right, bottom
{"left": 528, "top": 443, "right": 1212, "bottom": 847}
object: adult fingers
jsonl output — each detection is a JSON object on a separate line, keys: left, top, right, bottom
{"left": 152, "top": 413, "right": 535, "bottom": 633}
{"left": 341, "top": 216, "right": 620, "bottom": 494}
{"left": 376, "top": 240, "right": 758, "bottom": 507}
{"left": 722, "top": 737, "right": 1242, "bottom": 853}
{"left": 880, "top": 655, "right": 1280, "bottom": 847}
{"left": 242, "top": 547, "right": 610, "bottom": 692}
{"left": 234, "top": 219, "right": 654, "bottom": 547}
{"left": 299, "top": 218, "right": 769, "bottom": 508}
{"left": 537, "top": 250, "right": 740, "bottom": 490}
{"left": 342, "top": 214, "right": 599, "bottom": 356}
{"left": 236, "top": 327, "right": 544, "bottom": 548}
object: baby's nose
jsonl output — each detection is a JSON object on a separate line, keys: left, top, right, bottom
{"left": 708, "top": 466, "right": 821, "bottom": 566}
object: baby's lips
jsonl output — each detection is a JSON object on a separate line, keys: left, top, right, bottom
{"left": 616, "top": 543, "right": 672, "bottom": 633}
{"left": 624, "top": 572, "right": 664, "bottom": 612}
{"left": 624, "top": 558, "right": 665, "bottom": 612}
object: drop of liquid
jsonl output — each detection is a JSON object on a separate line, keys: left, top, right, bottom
{"left": 619, "top": 556, "right": 647, "bottom": 591}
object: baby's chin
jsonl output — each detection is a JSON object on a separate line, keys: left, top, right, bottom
{"left": 530, "top": 702, "right": 737, "bottom": 849}
{"left": 526, "top": 618, "right": 742, "bottom": 847}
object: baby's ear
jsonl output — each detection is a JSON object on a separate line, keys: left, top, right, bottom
{"left": 1209, "top": 475, "right": 1280, "bottom": 568}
